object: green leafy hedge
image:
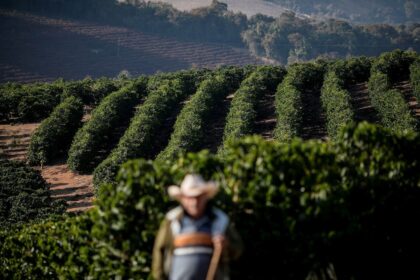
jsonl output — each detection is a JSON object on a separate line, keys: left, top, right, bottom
{"left": 93, "top": 71, "right": 203, "bottom": 187}
{"left": 27, "top": 96, "right": 84, "bottom": 165}
{"left": 0, "top": 159, "right": 65, "bottom": 229}
{"left": 67, "top": 78, "right": 148, "bottom": 173}
{"left": 368, "top": 50, "right": 417, "bottom": 133}
{"left": 321, "top": 71, "right": 354, "bottom": 139}
{"left": 320, "top": 57, "right": 371, "bottom": 140}
{"left": 220, "top": 65, "right": 286, "bottom": 150}
{"left": 410, "top": 58, "right": 420, "bottom": 102}
{"left": 0, "top": 78, "right": 124, "bottom": 123}
{"left": 156, "top": 67, "right": 244, "bottom": 162}
{"left": 1, "top": 122, "right": 419, "bottom": 279}
{"left": 371, "top": 49, "right": 417, "bottom": 84}
{"left": 274, "top": 62, "right": 325, "bottom": 141}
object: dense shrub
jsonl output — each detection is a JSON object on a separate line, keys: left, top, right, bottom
{"left": 328, "top": 56, "right": 372, "bottom": 85}
{"left": 274, "top": 62, "right": 325, "bottom": 141}
{"left": 93, "top": 71, "right": 203, "bottom": 187}
{"left": 0, "top": 78, "right": 122, "bottom": 123}
{"left": 67, "top": 78, "right": 148, "bottom": 173}
{"left": 370, "top": 49, "right": 418, "bottom": 83}
{"left": 320, "top": 56, "right": 372, "bottom": 140}
{"left": 368, "top": 55, "right": 417, "bottom": 133}
{"left": 156, "top": 67, "right": 244, "bottom": 162}
{"left": 27, "top": 96, "right": 84, "bottom": 165}
{"left": 0, "top": 159, "right": 65, "bottom": 229}
{"left": 220, "top": 65, "right": 286, "bottom": 150}
{"left": 2, "top": 123, "right": 419, "bottom": 279}
{"left": 0, "top": 214, "right": 94, "bottom": 278}
{"left": 410, "top": 58, "right": 420, "bottom": 102}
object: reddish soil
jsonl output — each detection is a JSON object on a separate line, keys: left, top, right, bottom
{"left": 0, "top": 9, "right": 263, "bottom": 84}
{"left": 254, "top": 91, "right": 277, "bottom": 140}
{"left": 0, "top": 123, "right": 94, "bottom": 213}
{"left": 200, "top": 95, "right": 234, "bottom": 153}
{"left": 348, "top": 82, "right": 381, "bottom": 124}
{"left": 300, "top": 90, "right": 328, "bottom": 141}
{"left": 394, "top": 81, "right": 420, "bottom": 120}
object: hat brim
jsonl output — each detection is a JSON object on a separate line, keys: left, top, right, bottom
{"left": 168, "top": 182, "right": 219, "bottom": 200}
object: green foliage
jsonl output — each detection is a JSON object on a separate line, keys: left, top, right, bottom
{"left": 1, "top": 123, "right": 419, "bottom": 279}
{"left": 274, "top": 62, "right": 324, "bottom": 141}
{"left": 321, "top": 62, "right": 359, "bottom": 139}
{"left": 0, "top": 83, "right": 23, "bottom": 121}
{"left": 0, "top": 214, "right": 94, "bottom": 279}
{"left": 327, "top": 56, "right": 373, "bottom": 86}
{"left": 156, "top": 67, "right": 244, "bottom": 162}
{"left": 221, "top": 66, "right": 286, "bottom": 150}
{"left": 17, "top": 83, "right": 64, "bottom": 122}
{"left": 27, "top": 96, "right": 84, "bottom": 165}
{"left": 61, "top": 77, "right": 124, "bottom": 106}
{"left": 67, "top": 78, "right": 148, "bottom": 173}
{"left": 371, "top": 49, "right": 418, "bottom": 83}
{"left": 0, "top": 159, "right": 65, "bottom": 229}
{"left": 93, "top": 71, "right": 202, "bottom": 187}
{"left": 410, "top": 58, "right": 420, "bottom": 101}
{"left": 0, "top": 78, "right": 123, "bottom": 123}
{"left": 368, "top": 52, "right": 417, "bottom": 133}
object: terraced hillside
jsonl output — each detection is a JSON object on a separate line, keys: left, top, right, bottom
{"left": 0, "top": 9, "right": 263, "bottom": 83}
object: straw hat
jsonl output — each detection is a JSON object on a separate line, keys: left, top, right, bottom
{"left": 168, "top": 174, "right": 219, "bottom": 200}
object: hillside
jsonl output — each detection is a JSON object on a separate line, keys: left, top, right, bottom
{"left": 1, "top": 0, "right": 418, "bottom": 73}
{"left": 0, "top": 9, "right": 262, "bottom": 83}
{"left": 267, "top": 0, "right": 420, "bottom": 24}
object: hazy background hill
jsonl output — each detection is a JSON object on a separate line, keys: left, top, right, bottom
{"left": 148, "top": 0, "right": 420, "bottom": 24}
{"left": 266, "top": 0, "right": 420, "bottom": 24}
{"left": 0, "top": 0, "right": 419, "bottom": 82}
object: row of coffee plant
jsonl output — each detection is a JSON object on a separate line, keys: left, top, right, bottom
{"left": 0, "top": 158, "right": 65, "bottom": 229}
{"left": 321, "top": 57, "right": 372, "bottom": 139}
{"left": 0, "top": 77, "right": 124, "bottom": 122}
{"left": 220, "top": 65, "right": 286, "bottom": 151}
{"left": 67, "top": 78, "right": 149, "bottom": 173}
{"left": 410, "top": 58, "right": 420, "bottom": 101}
{"left": 93, "top": 70, "right": 204, "bottom": 186}
{"left": 27, "top": 96, "right": 84, "bottom": 165}
{"left": 368, "top": 50, "right": 417, "bottom": 133}
{"left": 1, "top": 122, "right": 419, "bottom": 279}
{"left": 155, "top": 67, "right": 244, "bottom": 162}
{"left": 274, "top": 62, "right": 325, "bottom": 141}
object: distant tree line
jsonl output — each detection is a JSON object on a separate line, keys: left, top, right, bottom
{"left": 1, "top": 0, "right": 419, "bottom": 64}
{"left": 267, "top": 0, "right": 420, "bottom": 24}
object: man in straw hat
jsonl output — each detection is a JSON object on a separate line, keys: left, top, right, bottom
{"left": 152, "top": 174, "right": 243, "bottom": 280}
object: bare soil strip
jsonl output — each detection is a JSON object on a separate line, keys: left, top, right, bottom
{"left": 394, "top": 81, "right": 420, "bottom": 120}
{"left": 200, "top": 96, "right": 233, "bottom": 153}
{"left": 0, "top": 123, "right": 94, "bottom": 212}
{"left": 300, "top": 91, "right": 328, "bottom": 140}
{"left": 348, "top": 82, "right": 381, "bottom": 124}
{"left": 254, "top": 91, "right": 277, "bottom": 140}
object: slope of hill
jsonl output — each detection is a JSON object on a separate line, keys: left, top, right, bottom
{"left": 266, "top": 0, "right": 420, "bottom": 24}
{"left": 0, "top": 9, "right": 262, "bottom": 83}
{"left": 146, "top": 0, "right": 296, "bottom": 18}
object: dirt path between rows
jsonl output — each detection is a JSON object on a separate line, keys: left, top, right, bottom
{"left": 394, "top": 81, "right": 420, "bottom": 120}
{"left": 254, "top": 91, "right": 277, "bottom": 140}
{"left": 300, "top": 90, "right": 328, "bottom": 141}
{"left": 0, "top": 123, "right": 94, "bottom": 212}
{"left": 348, "top": 82, "right": 381, "bottom": 124}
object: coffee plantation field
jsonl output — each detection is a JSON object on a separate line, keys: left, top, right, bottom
{"left": 0, "top": 49, "right": 419, "bottom": 279}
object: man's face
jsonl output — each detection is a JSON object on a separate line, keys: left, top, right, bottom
{"left": 180, "top": 193, "right": 208, "bottom": 219}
